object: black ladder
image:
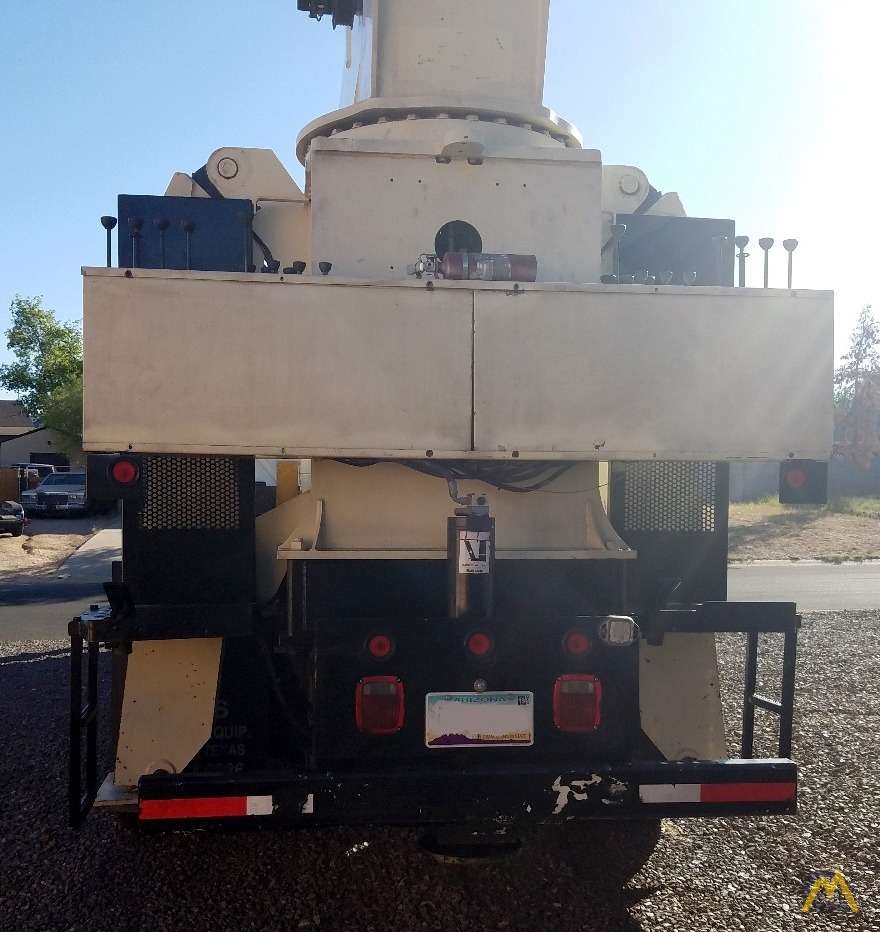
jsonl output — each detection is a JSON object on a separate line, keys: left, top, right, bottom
{"left": 742, "top": 626, "right": 798, "bottom": 759}
{"left": 68, "top": 616, "right": 100, "bottom": 828}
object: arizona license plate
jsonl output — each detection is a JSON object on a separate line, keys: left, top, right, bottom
{"left": 425, "top": 691, "right": 534, "bottom": 748}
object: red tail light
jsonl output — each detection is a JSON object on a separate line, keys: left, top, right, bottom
{"left": 779, "top": 459, "right": 827, "bottom": 504}
{"left": 366, "top": 634, "right": 394, "bottom": 660}
{"left": 355, "top": 676, "right": 404, "bottom": 735}
{"left": 563, "top": 630, "right": 591, "bottom": 656}
{"left": 110, "top": 459, "right": 139, "bottom": 484}
{"left": 553, "top": 674, "right": 602, "bottom": 733}
{"left": 466, "top": 631, "right": 494, "bottom": 657}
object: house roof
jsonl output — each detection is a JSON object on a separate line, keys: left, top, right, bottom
{"left": 0, "top": 400, "right": 35, "bottom": 440}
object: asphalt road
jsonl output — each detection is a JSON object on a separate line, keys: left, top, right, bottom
{"left": 0, "top": 589, "right": 102, "bottom": 641}
{"left": 1, "top": 526, "right": 115, "bottom": 640}
{"left": 728, "top": 560, "right": 880, "bottom": 612}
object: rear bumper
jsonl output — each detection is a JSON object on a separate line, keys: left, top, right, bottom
{"left": 136, "top": 758, "right": 796, "bottom": 828}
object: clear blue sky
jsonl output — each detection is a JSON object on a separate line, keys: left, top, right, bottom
{"left": 1, "top": 0, "right": 874, "bottom": 401}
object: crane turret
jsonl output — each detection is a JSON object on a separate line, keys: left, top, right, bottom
{"left": 295, "top": 0, "right": 581, "bottom": 166}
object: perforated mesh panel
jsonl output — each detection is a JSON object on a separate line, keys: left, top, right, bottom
{"left": 622, "top": 462, "right": 717, "bottom": 533}
{"left": 141, "top": 456, "right": 240, "bottom": 530}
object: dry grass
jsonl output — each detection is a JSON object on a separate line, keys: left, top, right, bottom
{"left": 728, "top": 496, "right": 880, "bottom": 562}
{"left": 0, "top": 514, "right": 118, "bottom": 582}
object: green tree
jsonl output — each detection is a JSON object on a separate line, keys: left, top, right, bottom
{"left": 41, "top": 374, "right": 84, "bottom": 462}
{"left": 834, "top": 305, "right": 880, "bottom": 468}
{"left": 0, "top": 295, "right": 82, "bottom": 422}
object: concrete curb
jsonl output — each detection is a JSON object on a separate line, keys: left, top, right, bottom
{"left": 56, "top": 529, "right": 121, "bottom": 584}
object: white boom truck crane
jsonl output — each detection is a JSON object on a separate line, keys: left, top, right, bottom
{"left": 70, "top": 0, "right": 833, "bottom": 853}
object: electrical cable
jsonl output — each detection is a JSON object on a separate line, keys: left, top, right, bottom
{"left": 333, "top": 458, "right": 630, "bottom": 498}
{"left": 334, "top": 458, "right": 576, "bottom": 493}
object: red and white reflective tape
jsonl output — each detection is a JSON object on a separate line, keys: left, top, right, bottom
{"left": 140, "top": 795, "right": 274, "bottom": 820}
{"left": 639, "top": 782, "right": 796, "bottom": 804}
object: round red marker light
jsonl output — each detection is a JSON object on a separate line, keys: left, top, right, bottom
{"left": 111, "top": 459, "right": 139, "bottom": 484}
{"left": 367, "top": 635, "right": 394, "bottom": 659}
{"left": 466, "top": 632, "right": 493, "bottom": 657}
{"left": 786, "top": 467, "right": 807, "bottom": 489}
{"left": 564, "top": 631, "right": 591, "bottom": 656}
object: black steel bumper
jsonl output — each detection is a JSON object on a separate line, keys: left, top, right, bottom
{"left": 136, "top": 758, "right": 796, "bottom": 828}
{"left": 71, "top": 599, "right": 799, "bottom": 829}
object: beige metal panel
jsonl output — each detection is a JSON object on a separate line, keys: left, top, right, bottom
{"left": 115, "top": 639, "right": 221, "bottom": 786}
{"left": 297, "top": 98, "right": 583, "bottom": 164}
{"left": 82, "top": 270, "right": 473, "bottom": 455}
{"left": 84, "top": 271, "right": 833, "bottom": 460}
{"left": 164, "top": 173, "right": 209, "bottom": 198}
{"left": 203, "top": 147, "right": 304, "bottom": 201}
{"left": 256, "top": 490, "right": 319, "bottom": 602}
{"left": 372, "top": 0, "right": 549, "bottom": 105}
{"left": 254, "top": 199, "right": 311, "bottom": 271}
{"left": 309, "top": 140, "right": 601, "bottom": 282}
{"left": 473, "top": 286, "right": 834, "bottom": 459}
{"left": 339, "top": 0, "right": 550, "bottom": 110}
{"left": 640, "top": 634, "right": 727, "bottom": 760}
{"left": 333, "top": 117, "right": 567, "bottom": 153}
{"left": 272, "top": 460, "right": 632, "bottom": 560}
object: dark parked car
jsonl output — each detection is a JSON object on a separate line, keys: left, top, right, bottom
{"left": 0, "top": 500, "right": 27, "bottom": 536}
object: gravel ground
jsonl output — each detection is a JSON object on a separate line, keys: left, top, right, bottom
{"left": 1, "top": 613, "right": 877, "bottom": 931}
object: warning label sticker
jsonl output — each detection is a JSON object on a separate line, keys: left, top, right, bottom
{"left": 458, "top": 530, "right": 491, "bottom": 574}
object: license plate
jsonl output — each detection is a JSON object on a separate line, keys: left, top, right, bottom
{"left": 425, "top": 691, "right": 534, "bottom": 748}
